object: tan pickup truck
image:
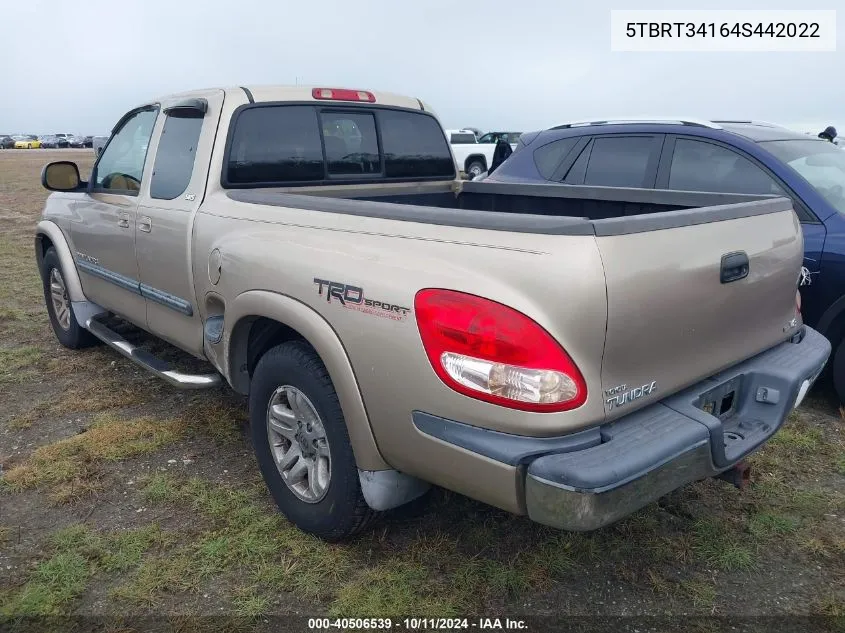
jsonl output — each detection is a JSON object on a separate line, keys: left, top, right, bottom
{"left": 35, "top": 85, "right": 831, "bottom": 541}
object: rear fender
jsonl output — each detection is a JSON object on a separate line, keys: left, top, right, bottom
{"left": 224, "top": 290, "right": 390, "bottom": 472}
{"left": 35, "top": 220, "right": 85, "bottom": 302}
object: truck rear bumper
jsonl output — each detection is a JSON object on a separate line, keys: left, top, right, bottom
{"left": 414, "top": 326, "right": 831, "bottom": 532}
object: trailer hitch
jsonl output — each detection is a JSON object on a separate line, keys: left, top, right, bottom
{"left": 716, "top": 461, "right": 751, "bottom": 490}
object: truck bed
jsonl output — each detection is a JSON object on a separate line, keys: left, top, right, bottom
{"left": 226, "top": 179, "right": 789, "bottom": 236}
{"left": 217, "top": 178, "right": 801, "bottom": 432}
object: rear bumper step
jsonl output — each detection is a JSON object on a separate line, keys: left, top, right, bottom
{"left": 525, "top": 326, "right": 830, "bottom": 531}
{"left": 84, "top": 318, "right": 222, "bottom": 390}
{"left": 415, "top": 326, "right": 831, "bottom": 532}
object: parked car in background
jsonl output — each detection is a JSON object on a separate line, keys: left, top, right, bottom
{"left": 0, "top": 135, "right": 15, "bottom": 149}
{"left": 445, "top": 128, "right": 497, "bottom": 179}
{"left": 70, "top": 135, "right": 94, "bottom": 148}
{"left": 35, "top": 85, "right": 828, "bottom": 542}
{"left": 486, "top": 117, "right": 845, "bottom": 401}
{"left": 13, "top": 135, "right": 41, "bottom": 149}
{"left": 477, "top": 131, "right": 522, "bottom": 149}
{"left": 40, "top": 135, "right": 69, "bottom": 149}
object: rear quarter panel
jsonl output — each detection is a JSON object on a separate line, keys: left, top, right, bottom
{"left": 191, "top": 195, "right": 609, "bottom": 487}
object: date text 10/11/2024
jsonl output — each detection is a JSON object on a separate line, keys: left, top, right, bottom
{"left": 307, "top": 618, "right": 528, "bottom": 630}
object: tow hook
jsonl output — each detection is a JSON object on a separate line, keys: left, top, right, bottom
{"left": 716, "top": 461, "right": 752, "bottom": 490}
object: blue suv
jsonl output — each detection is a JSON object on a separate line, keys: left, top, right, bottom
{"left": 486, "top": 119, "right": 845, "bottom": 400}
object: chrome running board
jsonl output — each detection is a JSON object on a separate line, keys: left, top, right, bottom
{"left": 84, "top": 318, "right": 222, "bottom": 390}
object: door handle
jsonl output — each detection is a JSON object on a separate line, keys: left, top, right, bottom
{"left": 720, "top": 251, "right": 749, "bottom": 284}
{"left": 117, "top": 218, "right": 130, "bottom": 229}
{"left": 138, "top": 216, "right": 152, "bottom": 233}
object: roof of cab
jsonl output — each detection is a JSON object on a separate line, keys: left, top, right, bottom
{"left": 137, "top": 86, "right": 430, "bottom": 113}
{"left": 228, "top": 85, "right": 427, "bottom": 111}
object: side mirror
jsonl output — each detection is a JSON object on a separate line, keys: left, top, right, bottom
{"left": 42, "top": 161, "right": 83, "bottom": 192}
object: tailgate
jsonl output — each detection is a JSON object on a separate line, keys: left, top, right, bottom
{"left": 594, "top": 199, "right": 803, "bottom": 418}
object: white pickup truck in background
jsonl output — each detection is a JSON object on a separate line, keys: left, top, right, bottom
{"left": 446, "top": 129, "right": 522, "bottom": 178}
{"left": 445, "top": 128, "right": 494, "bottom": 179}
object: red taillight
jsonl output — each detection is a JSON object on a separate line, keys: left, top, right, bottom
{"left": 311, "top": 88, "right": 376, "bottom": 103}
{"left": 414, "top": 289, "right": 587, "bottom": 412}
{"left": 796, "top": 289, "right": 802, "bottom": 316}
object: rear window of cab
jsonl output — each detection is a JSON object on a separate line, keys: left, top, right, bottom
{"left": 223, "top": 104, "right": 456, "bottom": 187}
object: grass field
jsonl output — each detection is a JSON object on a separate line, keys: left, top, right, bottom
{"left": 1, "top": 149, "right": 844, "bottom": 632}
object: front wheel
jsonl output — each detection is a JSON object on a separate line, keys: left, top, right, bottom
{"left": 249, "top": 341, "right": 379, "bottom": 541}
{"left": 41, "top": 248, "right": 97, "bottom": 349}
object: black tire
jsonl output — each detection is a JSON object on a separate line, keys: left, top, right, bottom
{"left": 249, "top": 341, "right": 379, "bottom": 541}
{"left": 832, "top": 337, "right": 845, "bottom": 403}
{"left": 466, "top": 159, "right": 485, "bottom": 180}
{"left": 41, "top": 248, "right": 97, "bottom": 349}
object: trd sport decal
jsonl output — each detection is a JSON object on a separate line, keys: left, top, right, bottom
{"left": 314, "top": 278, "right": 411, "bottom": 321}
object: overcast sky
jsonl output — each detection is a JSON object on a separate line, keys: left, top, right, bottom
{"left": 0, "top": 0, "right": 842, "bottom": 136}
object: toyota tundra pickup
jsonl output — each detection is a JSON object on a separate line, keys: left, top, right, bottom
{"left": 35, "top": 85, "right": 831, "bottom": 541}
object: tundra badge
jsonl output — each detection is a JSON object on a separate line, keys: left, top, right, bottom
{"left": 605, "top": 381, "right": 658, "bottom": 411}
{"left": 75, "top": 251, "right": 98, "bottom": 265}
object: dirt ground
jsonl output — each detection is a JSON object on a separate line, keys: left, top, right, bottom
{"left": 0, "top": 149, "right": 843, "bottom": 633}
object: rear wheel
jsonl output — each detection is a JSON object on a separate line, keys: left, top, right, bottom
{"left": 466, "top": 160, "right": 485, "bottom": 179}
{"left": 41, "top": 248, "right": 97, "bottom": 349}
{"left": 249, "top": 341, "right": 379, "bottom": 541}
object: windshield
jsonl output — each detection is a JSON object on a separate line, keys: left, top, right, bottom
{"left": 763, "top": 139, "right": 845, "bottom": 214}
{"left": 479, "top": 132, "right": 520, "bottom": 144}
{"left": 478, "top": 133, "right": 500, "bottom": 143}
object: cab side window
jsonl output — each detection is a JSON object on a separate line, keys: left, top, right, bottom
{"left": 150, "top": 111, "right": 204, "bottom": 200}
{"left": 93, "top": 108, "right": 158, "bottom": 193}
